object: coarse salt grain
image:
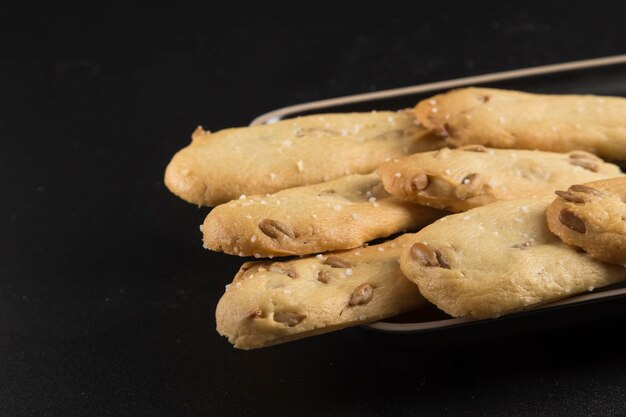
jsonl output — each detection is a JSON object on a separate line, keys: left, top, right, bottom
{"left": 344, "top": 268, "right": 353, "bottom": 276}
{"left": 333, "top": 204, "right": 342, "bottom": 211}
{"left": 250, "top": 236, "right": 257, "bottom": 243}
{"left": 352, "top": 213, "right": 360, "bottom": 220}
{"left": 316, "top": 254, "right": 324, "bottom": 260}
{"left": 394, "top": 172, "right": 402, "bottom": 178}
{"left": 270, "top": 172, "right": 277, "bottom": 181}
{"left": 282, "top": 140, "right": 292, "bottom": 147}
{"left": 296, "top": 160, "right": 304, "bottom": 172}
{"left": 378, "top": 247, "right": 385, "bottom": 252}
{"left": 239, "top": 194, "right": 246, "bottom": 200}
{"left": 245, "top": 214, "right": 252, "bottom": 219}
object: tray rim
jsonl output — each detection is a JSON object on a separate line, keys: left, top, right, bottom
{"left": 249, "top": 53, "right": 626, "bottom": 333}
{"left": 251, "top": 54, "right": 626, "bottom": 126}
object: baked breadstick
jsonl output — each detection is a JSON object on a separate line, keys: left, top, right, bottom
{"left": 216, "top": 235, "right": 428, "bottom": 349}
{"left": 547, "top": 177, "right": 626, "bottom": 265}
{"left": 400, "top": 198, "right": 626, "bottom": 319}
{"left": 202, "top": 173, "right": 444, "bottom": 257}
{"left": 415, "top": 87, "right": 626, "bottom": 160}
{"left": 165, "top": 111, "right": 444, "bottom": 206}
{"left": 377, "top": 146, "right": 622, "bottom": 212}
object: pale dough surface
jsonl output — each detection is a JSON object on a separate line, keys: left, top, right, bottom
{"left": 415, "top": 87, "right": 626, "bottom": 160}
{"left": 400, "top": 198, "right": 626, "bottom": 319}
{"left": 547, "top": 177, "right": 626, "bottom": 265}
{"left": 216, "top": 234, "right": 428, "bottom": 349}
{"left": 203, "top": 173, "right": 445, "bottom": 257}
{"left": 377, "top": 146, "right": 622, "bottom": 212}
{"left": 165, "top": 111, "right": 444, "bottom": 206}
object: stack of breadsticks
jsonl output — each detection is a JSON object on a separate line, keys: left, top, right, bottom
{"left": 164, "top": 88, "right": 626, "bottom": 349}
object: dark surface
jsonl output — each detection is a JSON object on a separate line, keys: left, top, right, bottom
{"left": 3, "top": 4, "right": 626, "bottom": 416}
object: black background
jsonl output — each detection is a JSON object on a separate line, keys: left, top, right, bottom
{"left": 3, "top": 3, "right": 626, "bottom": 416}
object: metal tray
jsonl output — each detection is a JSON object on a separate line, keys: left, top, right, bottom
{"left": 250, "top": 54, "right": 626, "bottom": 334}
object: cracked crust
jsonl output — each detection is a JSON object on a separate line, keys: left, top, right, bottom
{"left": 377, "top": 146, "right": 622, "bottom": 212}
{"left": 547, "top": 177, "right": 626, "bottom": 265}
{"left": 216, "top": 234, "right": 428, "bottom": 349}
{"left": 399, "top": 198, "right": 626, "bottom": 319}
{"left": 165, "top": 111, "right": 445, "bottom": 206}
{"left": 415, "top": 87, "right": 626, "bottom": 160}
{"left": 202, "top": 173, "right": 445, "bottom": 257}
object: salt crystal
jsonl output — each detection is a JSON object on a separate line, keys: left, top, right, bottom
{"left": 296, "top": 160, "right": 304, "bottom": 172}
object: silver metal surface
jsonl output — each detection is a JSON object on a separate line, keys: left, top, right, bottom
{"left": 250, "top": 54, "right": 626, "bottom": 333}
